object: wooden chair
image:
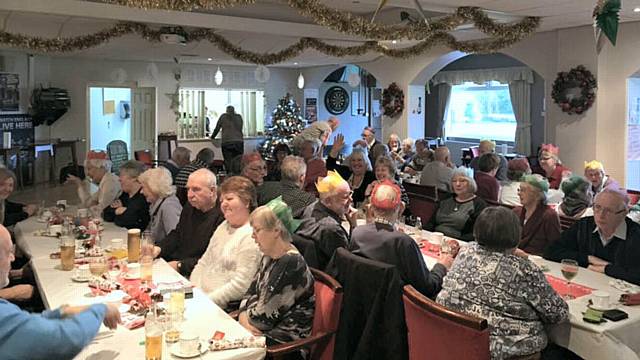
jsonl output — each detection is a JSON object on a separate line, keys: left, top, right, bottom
{"left": 403, "top": 182, "right": 438, "bottom": 201}
{"left": 407, "top": 193, "right": 437, "bottom": 228}
{"left": 266, "top": 268, "right": 343, "bottom": 360}
{"left": 402, "top": 285, "right": 490, "bottom": 360}
{"left": 134, "top": 149, "right": 157, "bottom": 169}
{"left": 559, "top": 215, "right": 577, "bottom": 231}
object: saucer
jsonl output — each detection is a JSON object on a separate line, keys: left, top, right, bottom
{"left": 588, "top": 303, "right": 617, "bottom": 312}
{"left": 123, "top": 273, "right": 140, "bottom": 280}
{"left": 170, "top": 341, "right": 208, "bottom": 358}
{"left": 71, "top": 275, "right": 91, "bottom": 282}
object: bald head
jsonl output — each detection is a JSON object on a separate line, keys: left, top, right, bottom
{"left": 189, "top": 168, "right": 217, "bottom": 188}
{"left": 0, "top": 225, "right": 13, "bottom": 288}
{"left": 187, "top": 168, "right": 218, "bottom": 211}
{"left": 434, "top": 147, "right": 450, "bottom": 163}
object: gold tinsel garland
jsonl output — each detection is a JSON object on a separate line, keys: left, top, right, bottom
{"left": 96, "top": 0, "right": 541, "bottom": 42}
{"left": 0, "top": 22, "right": 536, "bottom": 65}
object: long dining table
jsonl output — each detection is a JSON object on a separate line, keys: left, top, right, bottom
{"left": 14, "top": 215, "right": 266, "bottom": 360}
{"left": 413, "top": 229, "right": 640, "bottom": 360}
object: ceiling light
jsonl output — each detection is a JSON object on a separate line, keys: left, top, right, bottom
{"left": 635, "top": 7, "right": 640, "bottom": 12}
{"left": 294, "top": 62, "right": 298, "bottom": 65}
{"left": 392, "top": 40, "right": 398, "bottom": 44}
{"left": 215, "top": 66, "right": 223, "bottom": 85}
{"left": 297, "top": 73, "right": 305, "bottom": 89}
{"left": 207, "top": 57, "right": 212, "bottom": 61}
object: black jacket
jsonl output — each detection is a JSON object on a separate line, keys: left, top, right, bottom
{"left": 296, "top": 201, "right": 349, "bottom": 270}
{"left": 327, "top": 248, "right": 408, "bottom": 360}
{"left": 544, "top": 217, "right": 640, "bottom": 285}
{"left": 102, "top": 188, "right": 150, "bottom": 230}
{"left": 3, "top": 200, "right": 28, "bottom": 227}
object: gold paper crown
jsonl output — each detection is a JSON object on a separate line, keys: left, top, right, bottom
{"left": 584, "top": 160, "right": 604, "bottom": 171}
{"left": 316, "top": 170, "right": 346, "bottom": 194}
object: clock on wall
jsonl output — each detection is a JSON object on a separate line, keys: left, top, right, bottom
{"left": 324, "top": 86, "right": 349, "bottom": 115}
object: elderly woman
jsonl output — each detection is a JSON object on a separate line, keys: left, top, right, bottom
{"left": 103, "top": 160, "right": 150, "bottom": 230}
{"left": 426, "top": 168, "right": 486, "bottom": 241}
{"left": 437, "top": 207, "right": 568, "bottom": 359}
{"left": 499, "top": 158, "right": 531, "bottom": 206}
{"left": 557, "top": 176, "right": 593, "bottom": 219}
{"left": 238, "top": 198, "right": 315, "bottom": 349}
{"left": 404, "top": 139, "right": 434, "bottom": 174}
{"left": 265, "top": 143, "right": 291, "bottom": 182}
{"left": 138, "top": 167, "right": 182, "bottom": 243}
{"left": 535, "top": 144, "right": 571, "bottom": 189}
{"left": 67, "top": 150, "right": 121, "bottom": 215}
{"left": 365, "top": 155, "right": 409, "bottom": 209}
{"left": 584, "top": 160, "right": 620, "bottom": 195}
{"left": 328, "top": 134, "right": 376, "bottom": 207}
{"left": 0, "top": 168, "right": 37, "bottom": 227}
{"left": 387, "top": 134, "right": 401, "bottom": 155}
{"left": 513, "top": 175, "right": 561, "bottom": 256}
{"left": 190, "top": 176, "right": 261, "bottom": 309}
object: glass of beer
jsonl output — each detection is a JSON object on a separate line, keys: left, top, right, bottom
{"left": 89, "top": 256, "right": 108, "bottom": 276}
{"left": 168, "top": 286, "right": 185, "bottom": 319}
{"left": 164, "top": 311, "right": 182, "bottom": 344}
{"left": 127, "top": 229, "right": 141, "bottom": 263}
{"left": 110, "top": 239, "right": 127, "bottom": 260}
{"left": 145, "top": 312, "right": 163, "bottom": 360}
{"left": 60, "top": 236, "right": 75, "bottom": 271}
{"left": 140, "top": 256, "right": 153, "bottom": 283}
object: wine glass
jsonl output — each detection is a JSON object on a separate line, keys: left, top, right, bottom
{"left": 561, "top": 259, "right": 579, "bottom": 300}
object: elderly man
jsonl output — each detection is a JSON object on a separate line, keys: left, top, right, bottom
{"left": 162, "top": 146, "right": 191, "bottom": 182}
{"left": 67, "top": 150, "right": 121, "bottom": 215}
{"left": 151, "top": 168, "right": 224, "bottom": 276}
{"left": 584, "top": 160, "right": 620, "bottom": 195}
{"left": 405, "top": 139, "right": 434, "bottom": 174}
{"left": 258, "top": 156, "right": 316, "bottom": 216}
{"left": 211, "top": 105, "right": 244, "bottom": 172}
{"left": 241, "top": 151, "right": 267, "bottom": 187}
{"left": 545, "top": 188, "right": 640, "bottom": 285}
{"left": 420, "top": 146, "right": 454, "bottom": 193}
{"left": 297, "top": 171, "right": 357, "bottom": 269}
{"left": 0, "top": 225, "right": 121, "bottom": 359}
{"left": 292, "top": 116, "right": 340, "bottom": 151}
{"left": 362, "top": 126, "right": 380, "bottom": 165}
{"left": 350, "top": 180, "right": 453, "bottom": 298}
{"left": 299, "top": 139, "right": 327, "bottom": 195}
{"left": 469, "top": 140, "right": 508, "bottom": 181}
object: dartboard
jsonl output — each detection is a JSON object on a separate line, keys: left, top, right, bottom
{"left": 324, "top": 86, "right": 349, "bottom": 115}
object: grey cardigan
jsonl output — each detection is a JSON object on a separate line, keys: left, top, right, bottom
{"left": 148, "top": 194, "right": 182, "bottom": 244}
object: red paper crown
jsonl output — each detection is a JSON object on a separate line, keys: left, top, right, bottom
{"left": 86, "top": 150, "right": 108, "bottom": 160}
{"left": 540, "top": 143, "right": 559, "bottom": 156}
{"left": 370, "top": 179, "right": 402, "bottom": 210}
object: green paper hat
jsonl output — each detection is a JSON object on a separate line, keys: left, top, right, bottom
{"left": 521, "top": 174, "right": 549, "bottom": 194}
{"left": 266, "top": 196, "right": 301, "bottom": 234}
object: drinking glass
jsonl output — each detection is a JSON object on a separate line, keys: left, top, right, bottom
{"left": 145, "top": 312, "right": 163, "bottom": 360}
{"left": 164, "top": 311, "right": 183, "bottom": 344}
{"left": 561, "top": 259, "right": 579, "bottom": 300}
{"left": 59, "top": 236, "right": 75, "bottom": 271}
{"left": 140, "top": 256, "right": 153, "bottom": 283}
{"left": 127, "top": 229, "right": 141, "bottom": 263}
{"left": 89, "top": 256, "right": 108, "bottom": 276}
{"left": 168, "top": 286, "right": 185, "bottom": 319}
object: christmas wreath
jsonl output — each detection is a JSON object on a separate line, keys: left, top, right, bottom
{"left": 382, "top": 82, "right": 404, "bottom": 117}
{"left": 551, "top": 65, "right": 597, "bottom": 115}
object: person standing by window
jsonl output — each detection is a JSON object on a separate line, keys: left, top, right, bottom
{"left": 212, "top": 105, "right": 244, "bottom": 172}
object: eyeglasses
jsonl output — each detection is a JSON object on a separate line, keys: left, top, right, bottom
{"left": 593, "top": 204, "right": 626, "bottom": 216}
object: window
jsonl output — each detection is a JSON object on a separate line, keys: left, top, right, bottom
{"left": 444, "top": 81, "right": 516, "bottom": 142}
{"left": 178, "top": 88, "right": 265, "bottom": 140}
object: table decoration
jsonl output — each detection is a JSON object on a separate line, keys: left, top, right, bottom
{"left": 545, "top": 274, "right": 593, "bottom": 299}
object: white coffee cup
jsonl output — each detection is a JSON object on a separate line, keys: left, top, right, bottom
{"left": 74, "top": 264, "right": 90, "bottom": 279}
{"left": 592, "top": 291, "right": 611, "bottom": 309}
{"left": 49, "top": 224, "right": 63, "bottom": 236}
{"left": 430, "top": 232, "right": 444, "bottom": 245}
{"left": 127, "top": 263, "right": 140, "bottom": 278}
{"left": 179, "top": 331, "right": 200, "bottom": 355}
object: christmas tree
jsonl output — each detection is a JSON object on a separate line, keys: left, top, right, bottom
{"left": 259, "top": 93, "right": 306, "bottom": 160}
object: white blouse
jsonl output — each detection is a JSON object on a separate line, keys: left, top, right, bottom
{"left": 190, "top": 220, "right": 261, "bottom": 308}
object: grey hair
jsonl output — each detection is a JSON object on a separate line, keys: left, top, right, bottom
{"left": 0, "top": 168, "right": 17, "bottom": 187}
{"left": 138, "top": 167, "right": 175, "bottom": 198}
{"left": 402, "top": 138, "right": 414, "bottom": 149}
{"left": 347, "top": 147, "right": 372, "bottom": 172}
{"left": 189, "top": 168, "right": 217, "bottom": 188}
{"left": 595, "top": 187, "right": 630, "bottom": 209}
{"left": 370, "top": 144, "right": 389, "bottom": 166}
{"left": 84, "top": 158, "right": 112, "bottom": 172}
{"left": 375, "top": 155, "right": 396, "bottom": 177}
{"left": 474, "top": 207, "right": 521, "bottom": 251}
{"left": 249, "top": 205, "right": 292, "bottom": 243}
{"left": 300, "top": 138, "right": 322, "bottom": 157}
{"left": 118, "top": 160, "right": 145, "bottom": 179}
{"left": 172, "top": 147, "right": 191, "bottom": 164}
{"left": 281, "top": 156, "right": 307, "bottom": 183}
{"left": 451, "top": 168, "right": 477, "bottom": 194}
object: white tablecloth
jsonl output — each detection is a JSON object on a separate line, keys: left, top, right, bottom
{"left": 416, "top": 230, "right": 640, "bottom": 360}
{"left": 14, "top": 217, "right": 266, "bottom": 360}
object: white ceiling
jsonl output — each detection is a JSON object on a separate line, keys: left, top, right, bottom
{"left": 1, "top": 0, "right": 640, "bottom": 67}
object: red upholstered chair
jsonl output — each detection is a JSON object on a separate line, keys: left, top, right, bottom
{"left": 402, "top": 285, "right": 490, "bottom": 360}
{"left": 407, "top": 193, "right": 437, "bottom": 227}
{"left": 266, "top": 268, "right": 343, "bottom": 360}
{"left": 403, "top": 182, "right": 438, "bottom": 201}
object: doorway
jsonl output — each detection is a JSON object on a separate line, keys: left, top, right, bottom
{"left": 627, "top": 78, "right": 640, "bottom": 190}
{"left": 88, "top": 86, "right": 156, "bottom": 158}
